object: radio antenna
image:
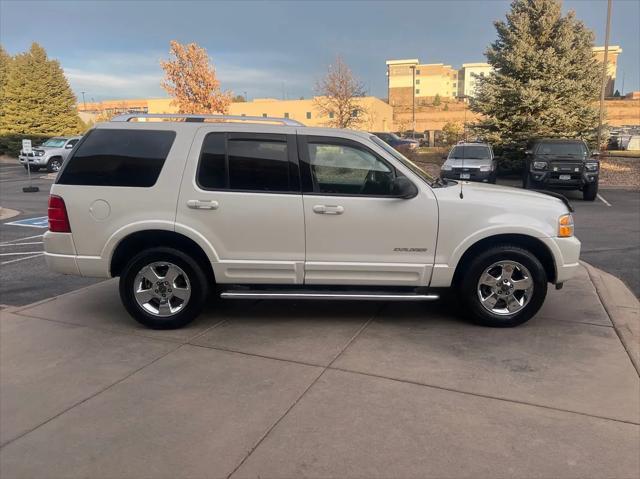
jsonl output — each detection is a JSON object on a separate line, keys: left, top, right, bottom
{"left": 459, "top": 136, "right": 465, "bottom": 199}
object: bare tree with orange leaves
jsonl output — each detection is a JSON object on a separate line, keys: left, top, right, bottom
{"left": 160, "top": 41, "right": 231, "bottom": 114}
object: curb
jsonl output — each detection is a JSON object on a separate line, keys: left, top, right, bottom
{"left": 583, "top": 261, "right": 640, "bottom": 376}
{"left": 0, "top": 207, "right": 20, "bottom": 221}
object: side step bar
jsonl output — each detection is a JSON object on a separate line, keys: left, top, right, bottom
{"left": 220, "top": 291, "right": 440, "bottom": 301}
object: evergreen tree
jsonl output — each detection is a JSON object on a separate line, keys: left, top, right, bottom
{"left": 0, "top": 43, "right": 81, "bottom": 137}
{"left": 471, "top": 0, "right": 600, "bottom": 145}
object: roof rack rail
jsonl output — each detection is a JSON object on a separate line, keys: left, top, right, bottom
{"left": 110, "top": 113, "right": 305, "bottom": 127}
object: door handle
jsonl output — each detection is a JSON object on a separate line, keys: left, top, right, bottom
{"left": 313, "top": 205, "right": 344, "bottom": 215}
{"left": 187, "top": 199, "right": 219, "bottom": 210}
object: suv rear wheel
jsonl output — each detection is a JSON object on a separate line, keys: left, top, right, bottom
{"left": 119, "top": 247, "right": 209, "bottom": 329}
{"left": 459, "top": 245, "right": 547, "bottom": 327}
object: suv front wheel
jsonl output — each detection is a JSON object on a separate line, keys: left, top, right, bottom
{"left": 119, "top": 247, "right": 209, "bottom": 329}
{"left": 583, "top": 180, "right": 598, "bottom": 201}
{"left": 459, "top": 245, "right": 547, "bottom": 327}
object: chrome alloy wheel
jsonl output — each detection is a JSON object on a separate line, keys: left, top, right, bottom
{"left": 49, "top": 159, "right": 62, "bottom": 172}
{"left": 133, "top": 262, "right": 191, "bottom": 317}
{"left": 477, "top": 260, "right": 534, "bottom": 316}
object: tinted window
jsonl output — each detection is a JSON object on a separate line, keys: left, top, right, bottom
{"left": 197, "top": 133, "right": 291, "bottom": 192}
{"left": 449, "top": 145, "right": 491, "bottom": 159}
{"left": 229, "top": 138, "right": 289, "bottom": 191}
{"left": 198, "top": 133, "right": 226, "bottom": 189}
{"left": 535, "top": 142, "right": 587, "bottom": 156}
{"left": 58, "top": 129, "right": 175, "bottom": 187}
{"left": 308, "top": 142, "right": 394, "bottom": 195}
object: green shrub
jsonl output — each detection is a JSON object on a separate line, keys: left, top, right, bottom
{"left": 0, "top": 134, "right": 51, "bottom": 157}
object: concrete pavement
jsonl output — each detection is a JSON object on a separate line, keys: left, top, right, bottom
{"left": 1, "top": 264, "right": 638, "bottom": 478}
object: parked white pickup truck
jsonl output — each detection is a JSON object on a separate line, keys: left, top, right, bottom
{"left": 43, "top": 114, "right": 580, "bottom": 329}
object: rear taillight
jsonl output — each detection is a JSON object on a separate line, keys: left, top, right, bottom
{"left": 48, "top": 195, "right": 71, "bottom": 233}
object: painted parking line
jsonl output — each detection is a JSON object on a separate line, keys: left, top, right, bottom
{"left": 0, "top": 251, "right": 44, "bottom": 256}
{"left": 0, "top": 234, "right": 44, "bottom": 245}
{"left": 597, "top": 193, "right": 612, "bottom": 207}
{"left": 3, "top": 216, "right": 49, "bottom": 228}
{"left": 0, "top": 242, "right": 43, "bottom": 247}
{"left": 0, "top": 253, "right": 44, "bottom": 266}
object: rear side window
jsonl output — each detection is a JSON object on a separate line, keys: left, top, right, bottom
{"left": 198, "top": 132, "right": 292, "bottom": 192}
{"left": 58, "top": 129, "right": 175, "bottom": 187}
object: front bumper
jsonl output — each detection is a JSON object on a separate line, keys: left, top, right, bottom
{"left": 541, "top": 236, "right": 582, "bottom": 283}
{"left": 529, "top": 169, "right": 598, "bottom": 189}
{"left": 18, "top": 155, "right": 48, "bottom": 166}
{"left": 441, "top": 169, "right": 494, "bottom": 182}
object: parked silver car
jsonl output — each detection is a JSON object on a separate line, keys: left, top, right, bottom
{"left": 440, "top": 142, "right": 497, "bottom": 183}
{"left": 18, "top": 136, "right": 82, "bottom": 172}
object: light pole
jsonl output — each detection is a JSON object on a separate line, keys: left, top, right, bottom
{"left": 244, "top": 91, "right": 248, "bottom": 102}
{"left": 411, "top": 66, "right": 416, "bottom": 137}
{"left": 596, "top": 0, "right": 612, "bottom": 152}
{"left": 81, "top": 91, "right": 87, "bottom": 111}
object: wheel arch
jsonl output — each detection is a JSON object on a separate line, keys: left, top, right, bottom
{"left": 110, "top": 230, "right": 215, "bottom": 284}
{"left": 451, "top": 234, "right": 557, "bottom": 287}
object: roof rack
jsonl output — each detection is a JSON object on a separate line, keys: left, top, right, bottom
{"left": 110, "top": 113, "right": 304, "bottom": 127}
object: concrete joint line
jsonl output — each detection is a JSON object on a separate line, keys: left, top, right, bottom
{"left": 225, "top": 304, "right": 381, "bottom": 479}
{"left": 0, "top": 342, "right": 183, "bottom": 450}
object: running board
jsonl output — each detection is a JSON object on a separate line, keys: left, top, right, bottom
{"left": 220, "top": 291, "right": 440, "bottom": 301}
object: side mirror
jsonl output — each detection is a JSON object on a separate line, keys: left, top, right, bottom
{"left": 391, "top": 176, "right": 418, "bottom": 199}
{"left": 65, "top": 143, "right": 74, "bottom": 149}
{"left": 441, "top": 155, "right": 448, "bottom": 160}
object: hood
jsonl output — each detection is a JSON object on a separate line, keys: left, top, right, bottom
{"left": 435, "top": 180, "right": 571, "bottom": 213}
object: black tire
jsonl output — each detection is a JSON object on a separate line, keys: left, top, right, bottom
{"left": 47, "top": 157, "right": 63, "bottom": 173}
{"left": 523, "top": 173, "right": 536, "bottom": 189}
{"left": 119, "top": 247, "right": 209, "bottom": 329}
{"left": 583, "top": 180, "right": 598, "bottom": 201}
{"left": 458, "top": 244, "right": 548, "bottom": 327}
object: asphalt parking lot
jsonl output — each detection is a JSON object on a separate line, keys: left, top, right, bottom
{"left": 0, "top": 160, "right": 100, "bottom": 306}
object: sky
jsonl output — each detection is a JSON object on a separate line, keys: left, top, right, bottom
{"left": 1, "top": 0, "right": 638, "bottom": 102}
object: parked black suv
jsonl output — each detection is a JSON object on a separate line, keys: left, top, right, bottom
{"left": 523, "top": 139, "right": 600, "bottom": 201}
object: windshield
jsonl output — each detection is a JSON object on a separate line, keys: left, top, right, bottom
{"left": 370, "top": 135, "right": 435, "bottom": 185}
{"left": 535, "top": 142, "right": 587, "bottom": 156}
{"left": 41, "top": 138, "right": 67, "bottom": 148}
{"left": 448, "top": 145, "right": 491, "bottom": 159}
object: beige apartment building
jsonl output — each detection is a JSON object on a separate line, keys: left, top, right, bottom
{"left": 592, "top": 46, "right": 622, "bottom": 97}
{"left": 146, "top": 96, "right": 394, "bottom": 131}
{"left": 387, "top": 46, "right": 623, "bottom": 107}
{"left": 386, "top": 59, "right": 458, "bottom": 106}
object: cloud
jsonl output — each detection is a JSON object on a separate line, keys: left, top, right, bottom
{"left": 62, "top": 50, "right": 314, "bottom": 100}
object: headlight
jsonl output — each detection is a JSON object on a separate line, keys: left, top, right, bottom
{"left": 585, "top": 162, "right": 599, "bottom": 172}
{"left": 532, "top": 161, "right": 547, "bottom": 170}
{"left": 441, "top": 163, "right": 453, "bottom": 171}
{"left": 35, "top": 150, "right": 44, "bottom": 156}
{"left": 558, "top": 213, "right": 574, "bottom": 238}
{"left": 479, "top": 165, "right": 492, "bottom": 172}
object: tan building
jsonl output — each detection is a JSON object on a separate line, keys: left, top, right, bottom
{"left": 592, "top": 46, "right": 622, "bottom": 97}
{"left": 458, "top": 63, "right": 492, "bottom": 98}
{"left": 386, "top": 59, "right": 458, "bottom": 106}
{"left": 147, "top": 96, "right": 394, "bottom": 131}
{"left": 77, "top": 99, "right": 148, "bottom": 114}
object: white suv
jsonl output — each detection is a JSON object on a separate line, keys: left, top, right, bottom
{"left": 44, "top": 114, "right": 580, "bottom": 329}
